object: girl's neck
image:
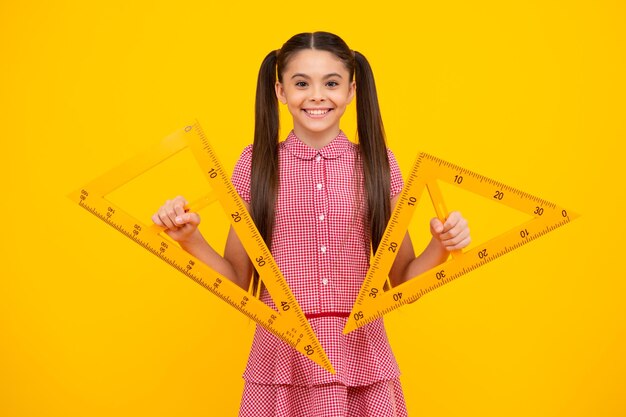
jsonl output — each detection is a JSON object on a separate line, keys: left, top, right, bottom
{"left": 292, "top": 127, "right": 341, "bottom": 150}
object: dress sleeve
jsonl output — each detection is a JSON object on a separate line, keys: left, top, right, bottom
{"left": 387, "top": 148, "right": 404, "bottom": 198}
{"left": 231, "top": 145, "right": 253, "bottom": 203}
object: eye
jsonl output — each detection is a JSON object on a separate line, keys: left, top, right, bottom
{"left": 295, "top": 81, "right": 308, "bottom": 88}
{"left": 326, "top": 81, "right": 339, "bottom": 87}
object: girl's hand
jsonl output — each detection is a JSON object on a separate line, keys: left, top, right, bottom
{"left": 152, "top": 196, "right": 201, "bottom": 243}
{"left": 430, "top": 211, "right": 471, "bottom": 252}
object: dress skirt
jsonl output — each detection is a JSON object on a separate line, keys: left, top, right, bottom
{"left": 238, "top": 378, "right": 408, "bottom": 417}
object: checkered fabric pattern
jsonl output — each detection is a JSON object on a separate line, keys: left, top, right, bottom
{"left": 238, "top": 379, "right": 408, "bottom": 417}
{"left": 231, "top": 131, "right": 404, "bottom": 388}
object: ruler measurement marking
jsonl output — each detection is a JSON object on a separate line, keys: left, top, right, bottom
{"left": 71, "top": 122, "right": 334, "bottom": 373}
{"left": 343, "top": 152, "right": 578, "bottom": 334}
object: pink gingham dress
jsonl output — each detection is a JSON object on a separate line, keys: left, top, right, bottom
{"left": 232, "top": 131, "right": 408, "bottom": 417}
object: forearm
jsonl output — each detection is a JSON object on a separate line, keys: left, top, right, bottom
{"left": 389, "top": 210, "right": 471, "bottom": 287}
{"left": 179, "top": 231, "right": 248, "bottom": 290}
{"left": 396, "top": 237, "right": 449, "bottom": 285}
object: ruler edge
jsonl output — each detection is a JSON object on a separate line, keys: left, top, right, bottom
{"left": 185, "top": 121, "right": 334, "bottom": 369}
{"left": 343, "top": 150, "right": 581, "bottom": 333}
{"left": 66, "top": 121, "right": 336, "bottom": 373}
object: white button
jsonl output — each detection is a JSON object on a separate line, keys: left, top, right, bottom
{"left": 315, "top": 155, "right": 322, "bottom": 162}
{"left": 318, "top": 214, "right": 325, "bottom": 221}
{"left": 322, "top": 278, "right": 329, "bottom": 285}
{"left": 316, "top": 183, "right": 323, "bottom": 190}
{"left": 320, "top": 245, "right": 327, "bottom": 253}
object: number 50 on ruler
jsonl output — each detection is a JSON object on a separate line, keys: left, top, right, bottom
{"left": 68, "top": 122, "right": 334, "bottom": 373}
{"left": 344, "top": 152, "right": 579, "bottom": 333}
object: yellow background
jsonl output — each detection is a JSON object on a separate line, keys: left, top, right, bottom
{"left": 1, "top": 1, "right": 625, "bottom": 416}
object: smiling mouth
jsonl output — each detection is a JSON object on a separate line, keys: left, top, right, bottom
{"left": 304, "top": 109, "right": 332, "bottom": 116}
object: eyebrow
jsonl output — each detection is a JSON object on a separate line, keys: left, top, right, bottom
{"left": 290, "top": 73, "right": 344, "bottom": 80}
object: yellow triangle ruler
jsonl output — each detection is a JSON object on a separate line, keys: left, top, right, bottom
{"left": 68, "top": 121, "right": 334, "bottom": 373}
{"left": 344, "top": 152, "right": 579, "bottom": 334}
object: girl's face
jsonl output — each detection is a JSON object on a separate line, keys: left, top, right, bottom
{"left": 275, "top": 49, "right": 355, "bottom": 149}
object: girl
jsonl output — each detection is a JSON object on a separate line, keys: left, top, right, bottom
{"left": 153, "top": 32, "right": 470, "bottom": 417}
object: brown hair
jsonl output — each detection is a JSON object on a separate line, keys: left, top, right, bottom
{"left": 251, "top": 32, "right": 391, "bottom": 288}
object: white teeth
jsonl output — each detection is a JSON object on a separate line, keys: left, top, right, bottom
{"left": 307, "top": 109, "right": 329, "bottom": 115}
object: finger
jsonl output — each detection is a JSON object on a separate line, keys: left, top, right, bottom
{"left": 158, "top": 204, "right": 179, "bottom": 229}
{"left": 442, "top": 211, "right": 462, "bottom": 232}
{"left": 441, "top": 227, "right": 471, "bottom": 249}
{"left": 430, "top": 217, "right": 444, "bottom": 234}
{"left": 174, "top": 205, "right": 187, "bottom": 219}
{"left": 445, "top": 234, "right": 472, "bottom": 251}
{"left": 442, "top": 223, "right": 470, "bottom": 244}
{"left": 174, "top": 212, "right": 201, "bottom": 227}
{"left": 440, "top": 217, "right": 468, "bottom": 240}
{"left": 152, "top": 212, "right": 165, "bottom": 227}
{"left": 173, "top": 196, "right": 189, "bottom": 217}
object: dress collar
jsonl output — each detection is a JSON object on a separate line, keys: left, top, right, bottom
{"left": 284, "top": 130, "right": 351, "bottom": 160}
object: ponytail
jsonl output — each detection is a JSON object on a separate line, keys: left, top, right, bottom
{"left": 250, "top": 50, "right": 280, "bottom": 292}
{"left": 354, "top": 50, "right": 391, "bottom": 254}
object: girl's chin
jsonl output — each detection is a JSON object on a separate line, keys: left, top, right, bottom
{"left": 295, "top": 122, "right": 338, "bottom": 132}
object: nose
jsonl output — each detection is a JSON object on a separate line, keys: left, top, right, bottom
{"left": 309, "top": 84, "right": 325, "bottom": 102}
